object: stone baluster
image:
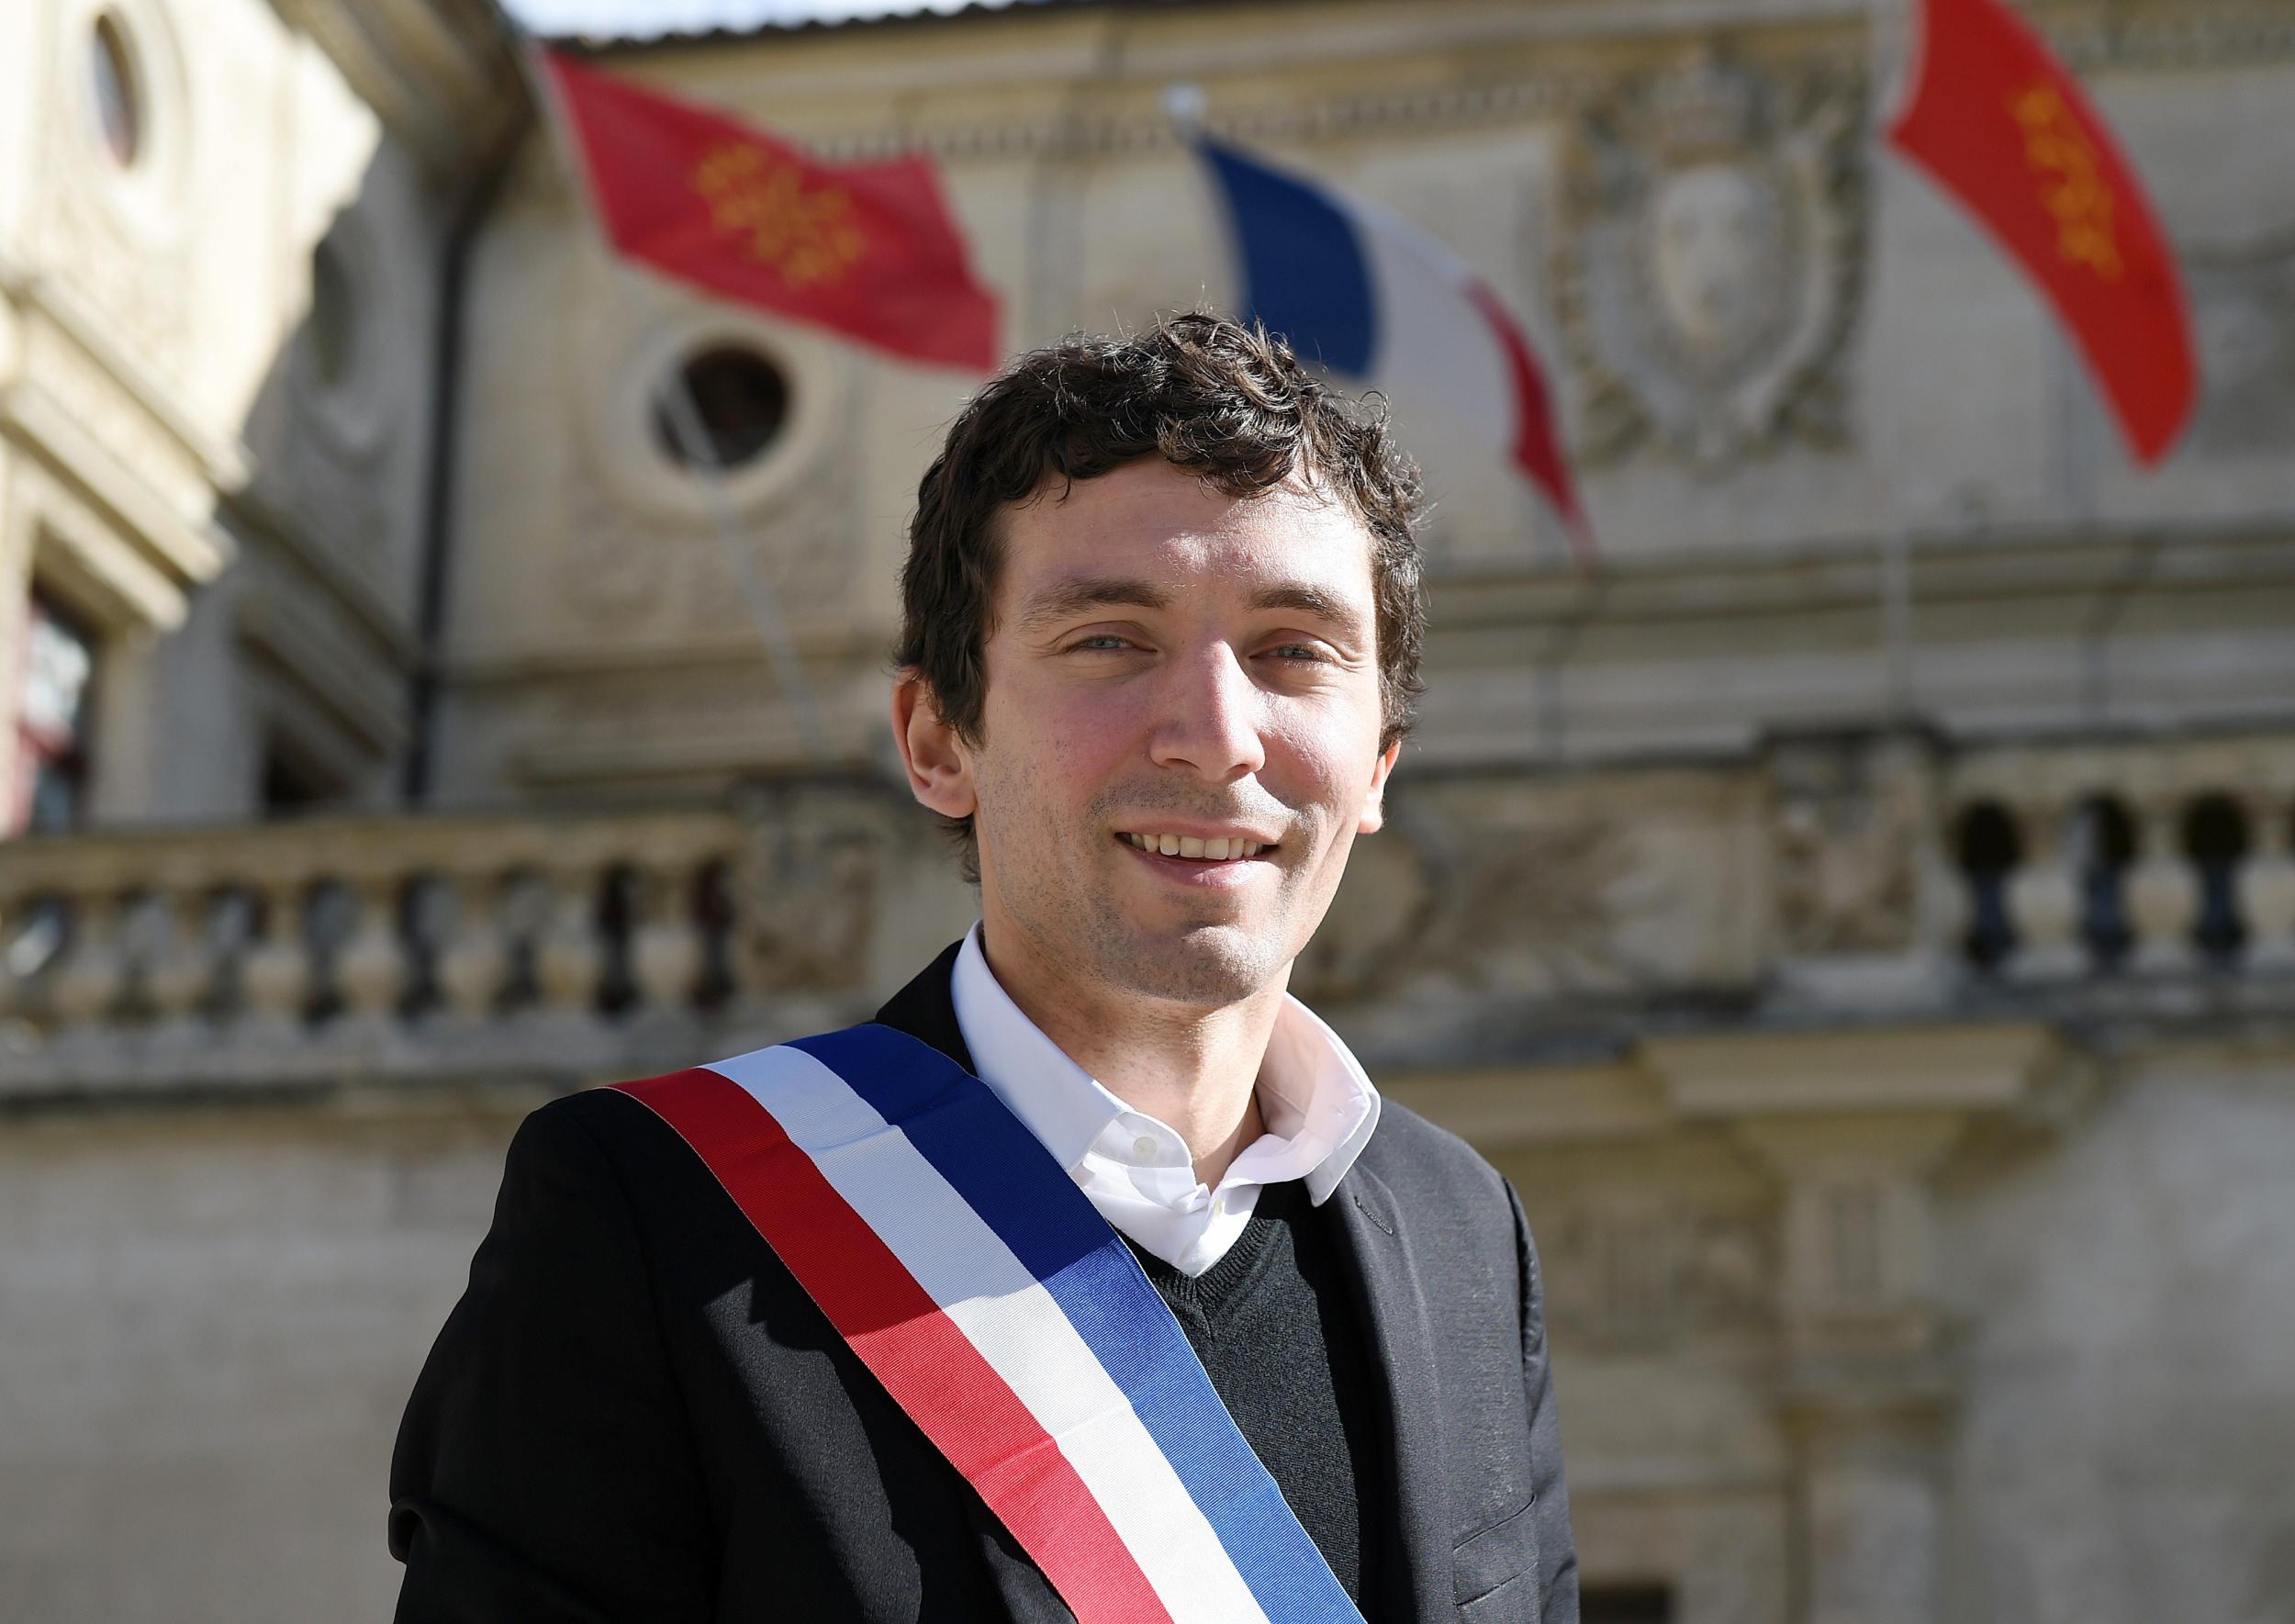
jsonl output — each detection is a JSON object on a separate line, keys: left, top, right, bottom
{"left": 2238, "top": 786, "right": 2295, "bottom": 973}
{"left": 0, "top": 898, "right": 22, "bottom": 1022}
{"left": 336, "top": 877, "right": 408, "bottom": 1025}
{"left": 145, "top": 887, "right": 218, "bottom": 1027}
{"left": 50, "top": 891, "right": 129, "bottom": 1031}
{"left": 631, "top": 858, "right": 704, "bottom": 1013}
{"left": 2003, "top": 794, "right": 2083, "bottom": 980}
{"left": 534, "top": 863, "right": 604, "bottom": 1015}
{"left": 436, "top": 870, "right": 509, "bottom": 1021}
{"left": 2123, "top": 790, "right": 2200, "bottom": 976}
{"left": 240, "top": 879, "right": 313, "bottom": 1027}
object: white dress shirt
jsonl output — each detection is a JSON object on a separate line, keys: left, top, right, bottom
{"left": 949, "top": 924, "right": 1381, "bottom": 1277}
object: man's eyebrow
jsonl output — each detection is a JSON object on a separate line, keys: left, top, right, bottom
{"left": 1249, "top": 582, "right": 1370, "bottom": 644}
{"left": 1013, "top": 576, "right": 1172, "bottom": 633}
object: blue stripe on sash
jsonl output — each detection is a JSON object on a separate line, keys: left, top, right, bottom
{"left": 1199, "top": 139, "right": 1378, "bottom": 378}
{"left": 789, "top": 1024, "right": 1363, "bottom": 1624}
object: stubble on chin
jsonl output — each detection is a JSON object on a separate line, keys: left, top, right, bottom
{"left": 991, "top": 831, "right": 1284, "bottom": 1010}
{"left": 988, "top": 815, "right": 1308, "bottom": 1010}
{"left": 1080, "top": 894, "right": 1287, "bottom": 1007}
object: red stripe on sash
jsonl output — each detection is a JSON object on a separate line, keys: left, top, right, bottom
{"left": 615, "top": 1069, "right": 1173, "bottom": 1624}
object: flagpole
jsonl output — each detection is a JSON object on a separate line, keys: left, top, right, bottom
{"left": 515, "top": 34, "right": 832, "bottom": 768}
{"left": 644, "top": 310, "right": 832, "bottom": 767}
{"left": 1875, "top": 0, "right": 1919, "bottom": 726}
{"left": 1881, "top": 524, "right": 1915, "bottom": 722}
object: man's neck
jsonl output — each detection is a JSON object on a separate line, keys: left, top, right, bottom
{"left": 977, "top": 924, "right": 1283, "bottom": 1187}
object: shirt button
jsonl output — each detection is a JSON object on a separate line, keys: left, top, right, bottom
{"left": 1131, "top": 1135, "right": 1158, "bottom": 1159}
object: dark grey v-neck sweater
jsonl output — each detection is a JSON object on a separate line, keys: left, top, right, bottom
{"left": 1123, "top": 1178, "right": 1386, "bottom": 1608}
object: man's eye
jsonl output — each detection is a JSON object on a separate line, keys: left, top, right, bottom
{"left": 1264, "top": 643, "right": 1328, "bottom": 663}
{"left": 1071, "top": 634, "right": 1135, "bottom": 652}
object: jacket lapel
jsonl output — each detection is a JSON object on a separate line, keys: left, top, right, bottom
{"left": 1333, "top": 1159, "right": 1458, "bottom": 1623}
{"left": 871, "top": 940, "right": 976, "bottom": 1068}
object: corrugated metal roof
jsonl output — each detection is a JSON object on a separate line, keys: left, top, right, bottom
{"left": 503, "top": 0, "right": 1072, "bottom": 46}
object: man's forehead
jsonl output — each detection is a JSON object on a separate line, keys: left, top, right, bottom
{"left": 1002, "top": 460, "right": 1374, "bottom": 581}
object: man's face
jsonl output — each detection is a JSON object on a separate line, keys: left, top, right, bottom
{"left": 908, "top": 458, "right": 1400, "bottom": 1010}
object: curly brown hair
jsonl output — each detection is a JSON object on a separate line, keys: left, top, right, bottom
{"left": 896, "top": 310, "right": 1427, "bottom": 877}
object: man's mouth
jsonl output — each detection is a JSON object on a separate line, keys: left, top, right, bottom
{"left": 1117, "top": 832, "right": 1272, "bottom": 863}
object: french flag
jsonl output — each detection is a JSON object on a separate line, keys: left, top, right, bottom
{"left": 1198, "top": 138, "right": 1590, "bottom": 554}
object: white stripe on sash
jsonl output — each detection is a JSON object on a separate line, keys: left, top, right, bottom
{"left": 707, "top": 1045, "right": 1273, "bottom": 1624}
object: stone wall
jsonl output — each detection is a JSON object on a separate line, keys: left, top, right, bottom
{"left": 0, "top": 1103, "right": 527, "bottom": 1623}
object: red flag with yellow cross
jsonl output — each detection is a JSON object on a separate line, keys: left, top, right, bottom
{"left": 537, "top": 48, "right": 999, "bottom": 372}
{"left": 1886, "top": 0, "right": 2197, "bottom": 465}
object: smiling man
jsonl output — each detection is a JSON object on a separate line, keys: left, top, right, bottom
{"left": 389, "top": 314, "right": 1576, "bottom": 1623}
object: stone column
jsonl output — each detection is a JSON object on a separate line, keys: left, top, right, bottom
{"left": 1737, "top": 1115, "right": 1963, "bottom": 1624}
{"left": 1642, "top": 1023, "right": 2077, "bottom": 1624}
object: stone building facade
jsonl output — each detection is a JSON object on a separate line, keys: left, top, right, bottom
{"left": 3, "top": 0, "right": 2293, "bottom": 1619}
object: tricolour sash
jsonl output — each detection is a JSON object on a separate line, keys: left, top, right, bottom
{"left": 615, "top": 1023, "right": 1364, "bottom": 1624}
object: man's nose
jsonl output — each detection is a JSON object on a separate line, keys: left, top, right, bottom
{"left": 1147, "top": 644, "right": 1267, "bottom": 782}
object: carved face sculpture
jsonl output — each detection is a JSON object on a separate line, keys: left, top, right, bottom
{"left": 1646, "top": 162, "right": 1779, "bottom": 358}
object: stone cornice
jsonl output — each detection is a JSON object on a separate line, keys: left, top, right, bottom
{"left": 1423, "top": 523, "right": 2295, "bottom": 639}
{"left": 1392, "top": 1021, "right": 2078, "bottom": 1151}
{"left": 0, "top": 386, "right": 229, "bottom": 624}
{"left": 0, "top": 256, "right": 251, "bottom": 494}
{"left": 648, "top": 0, "right": 2295, "bottom": 163}
{"left": 1640, "top": 1021, "right": 2066, "bottom": 1120}
{"left": 274, "top": 0, "right": 527, "bottom": 174}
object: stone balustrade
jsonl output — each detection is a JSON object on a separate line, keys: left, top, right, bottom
{"left": 1943, "top": 732, "right": 2295, "bottom": 983}
{"left": 6, "top": 733, "right": 2293, "bottom": 1102}
{"left": 0, "top": 778, "right": 954, "bottom": 1100}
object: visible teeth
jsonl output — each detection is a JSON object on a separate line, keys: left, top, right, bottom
{"left": 1125, "top": 833, "right": 1270, "bottom": 860}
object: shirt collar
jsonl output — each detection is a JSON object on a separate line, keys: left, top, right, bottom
{"left": 948, "top": 923, "right": 1380, "bottom": 1204}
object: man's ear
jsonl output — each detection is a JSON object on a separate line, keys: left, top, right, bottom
{"left": 891, "top": 671, "right": 979, "bottom": 821}
{"left": 1356, "top": 737, "right": 1404, "bottom": 834}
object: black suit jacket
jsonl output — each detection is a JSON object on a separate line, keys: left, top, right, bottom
{"left": 390, "top": 946, "right": 1577, "bottom": 1621}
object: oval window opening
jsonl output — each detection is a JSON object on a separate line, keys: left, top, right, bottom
{"left": 92, "top": 13, "right": 141, "bottom": 168}
{"left": 651, "top": 345, "right": 790, "bottom": 472}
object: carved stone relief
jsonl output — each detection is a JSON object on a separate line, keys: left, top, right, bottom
{"left": 1541, "top": 1195, "right": 1775, "bottom": 1349}
{"left": 1413, "top": 812, "right": 1651, "bottom": 994}
{"left": 1376, "top": 775, "right": 1766, "bottom": 1000}
{"left": 732, "top": 782, "right": 887, "bottom": 993}
{"left": 558, "top": 442, "right": 859, "bottom": 641}
{"left": 39, "top": 0, "right": 196, "bottom": 382}
{"left": 43, "top": 182, "right": 192, "bottom": 382}
{"left": 2182, "top": 227, "right": 2295, "bottom": 457}
{"left": 1273, "top": 770, "right": 1777, "bottom": 1007}
{"left": 1554, "top": 50, "right": 1866, "bottom": 470}
{"left": 1771, "top": 737, "right": 1929, "bottom": 958}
